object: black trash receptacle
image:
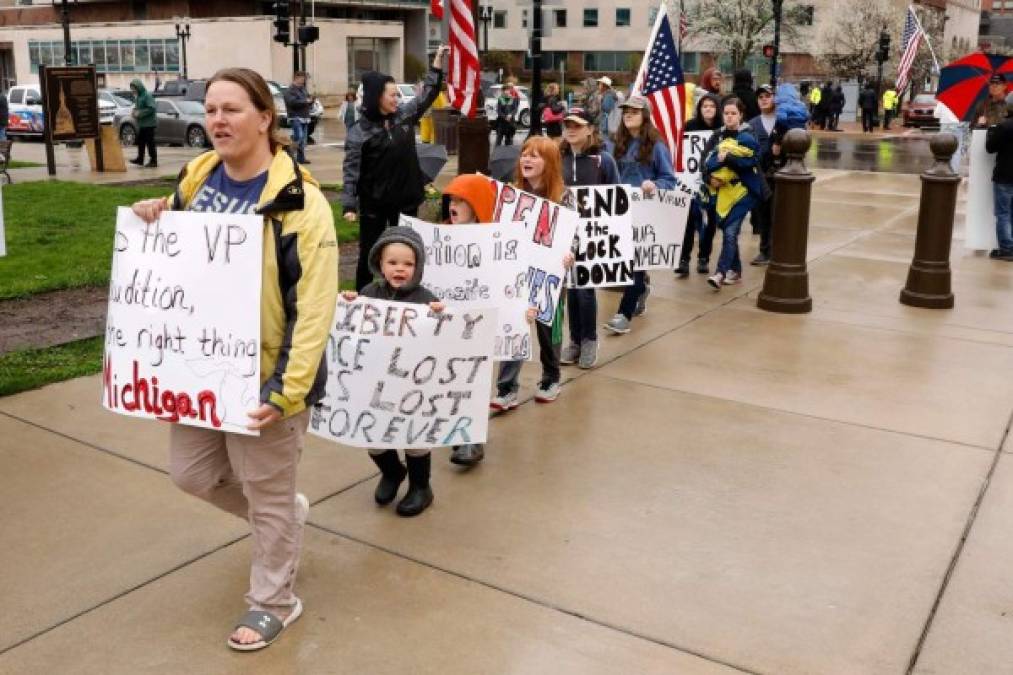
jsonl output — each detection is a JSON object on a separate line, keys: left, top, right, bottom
{"left": 433, "top": 108, "right": 461, "bottom": 155}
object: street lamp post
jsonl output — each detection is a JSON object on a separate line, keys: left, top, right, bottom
{"left": 60, "top": 0, "right": 72, "bottom": 65}
{"left": 479, "top": 5, "right": 493, "bottom": 53}
{"left": 770, "top": 0, "right": 783, "bottom": 87}
{"left": 175, "top": 20, "right": 191, "bottom": 80}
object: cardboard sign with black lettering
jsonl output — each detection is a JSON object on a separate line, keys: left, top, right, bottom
{"left": 630, "top": 187, "right": 691, "bottom": 271}
{"left": 404, "top": 215, "right": 532, "bottom": 361}
{"left": 310, "top": 298, "right": 497, "bottom": 449}
{"left": 569, "top": 184, "right": 637, "bottom": 288}
{"left": 679, "top": 130, "right": 714, "bottom": 193}
{"left": 102, "top": 208, "right": 263, "bottom": 435}
{"left": 489, "top": 179, "right": 579, "bottom": 326}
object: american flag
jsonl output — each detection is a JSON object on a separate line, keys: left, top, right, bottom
{"left": 447, "top": 0, "right": 481, "bottom": 117}
{"left": 635, "top": 11, "right": 687, "bottom": 170}
{"left": 896, "top": 6, "right": 924, "bottom": 94}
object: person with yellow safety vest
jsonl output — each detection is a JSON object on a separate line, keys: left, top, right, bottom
{"left": 807, "top": 84, "right": 822, "bottom": 128}
{"left": 882, "top": 86, "right": 899, "bottom": 130}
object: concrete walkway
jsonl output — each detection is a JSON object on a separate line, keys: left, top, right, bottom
{"left": 3, "top": 164, "right": 1013, "bottom": 674}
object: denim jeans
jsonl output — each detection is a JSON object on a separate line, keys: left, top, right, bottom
{"left": 716, "top": 197, "right": 757, "bottom": 275}
{"left": 567, "top": 287, "right": 597, "bottom": 345}
{"left": 994, "top": 182, "right": 1013, "bottom": 251}
{"left": 617, "top": 271, "right": 647, "bottom": 320}
{"left": 497, "top": 320, "right": 560, "bottom": 394}
{"left": 290, "top": 117, "right": 308, "bottom": 161}
{"left": 0, "top": 127, "right": 6, "bottom": 140}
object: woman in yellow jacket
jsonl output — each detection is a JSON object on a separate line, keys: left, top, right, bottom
{"left": 419, "top": 83, "right": 448, "bottom": 143}
{"left": 130, "top": 68, "right": 338, "bottom": 653}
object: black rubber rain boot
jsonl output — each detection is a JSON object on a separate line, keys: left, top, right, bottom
{"left": 397, "top": 453, "right": 434, "bottom": 517}
{"left": 369, "top": 450, "right": 406, "bottom": 505}
{"left": 450, "top": 443, "right": 485, "bottom": 466}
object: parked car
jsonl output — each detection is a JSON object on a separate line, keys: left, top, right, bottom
{"left": 116, "top": 97, "right": 209, "bottom": 148}
{"left": 6, "top": 83, "right": 115, "bottom": 138}
{"left": 902, "top": 93, "right": 938, "bottom": 128}
{"left": 354, "top": 83, "right": 419, "bottom": 116}
{"left": 484, "top": 84, "right": 531, "bottom": 128}
{"left": 98, "top": 89, "right": 133, "bottom": 119}
{"left": 153, "top": 78, "right": 204, "bottom": 99}
{"left": 267, "top": 80, "right": 324, "bottom": 135}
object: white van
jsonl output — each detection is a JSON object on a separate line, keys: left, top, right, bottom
{"left": 6, "top": 83, "right": 115, "bottom": 138}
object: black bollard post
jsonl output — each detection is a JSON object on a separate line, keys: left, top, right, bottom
{"left": 899, "top": 133, "right": 959, "bottom": 309}
{"left": 757, "top": 128, "right": 813, "bottom": 314}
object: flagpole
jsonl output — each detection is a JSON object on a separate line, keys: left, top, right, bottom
{"left": 909, "top": 4, "right": 941, "bottom": 72}
{"left": 632, "top": 0, "right": 668, "bottom": 96}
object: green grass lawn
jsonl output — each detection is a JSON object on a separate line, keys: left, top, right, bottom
{"left": 0, "top": 180, "right": 363, "bottom": 300}
{"left": 0, "top": 336, "right": 103, "bottom": 397}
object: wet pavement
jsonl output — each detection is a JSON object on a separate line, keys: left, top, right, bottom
{"left": 806, "top": 134, "right": 937, "bottom": 174}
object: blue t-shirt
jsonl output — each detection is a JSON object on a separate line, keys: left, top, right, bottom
{"left": 189, "top": 163, "right": 268, "bottom": 214}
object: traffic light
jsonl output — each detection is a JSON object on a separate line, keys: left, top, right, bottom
{"left": 298, "top": 25, "right": 320, "bottom": 44}
{"left": 877, "top": 31, "right": 891, "bottom": 62}
{"left": 273, "top": 1, "right": 291, "bottom": 44}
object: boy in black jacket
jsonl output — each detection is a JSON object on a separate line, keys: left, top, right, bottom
{"left": 985, "top": 93, "right": 1013, "bottom": 261}
{"left": 342, "top": 226, "right": 445, "bottom": 516}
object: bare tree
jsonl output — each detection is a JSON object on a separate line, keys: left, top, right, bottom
{"left": 815, "top": 0, "right": 903, "bottom": 82}
{"left": 685, "top": 0, "right": 810, "bottom": 71}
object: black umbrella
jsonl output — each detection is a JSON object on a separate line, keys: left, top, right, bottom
{"left": 416, "top": 143, "right": 449, "bottom": 183}
{"left": 489, "top": 144, "right": 521, "bottom": 182}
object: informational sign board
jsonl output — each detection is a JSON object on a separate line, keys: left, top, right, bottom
{"left": 678, "top": 130, "right": 714, "bottom": 193}
{"left": 102, "top": 208, "right": 263, "bottom": 435}
{"left": 310, "top": 298, "right": 497, "bottom": 449}
{"left": 40, "top": 65, "right": 101, "bottom": 141}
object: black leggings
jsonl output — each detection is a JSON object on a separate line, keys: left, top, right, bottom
{"left": 135, "top": 126, "right": 157, "bottom": 164}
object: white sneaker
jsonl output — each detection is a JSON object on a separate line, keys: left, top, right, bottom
{"left": 722, "top": 270, "right": 742, "bottom": 285}
{"left": 707, "top": 272, "right": 724, "bottom": 290}
{"left": 535, "top": 381, "right": 561, "bottom": 402}
{"left": 490, "top": 391, "right": 519, "bottom": 412}
{"left": 560, "top": 342, "right": 580, "bottom": 365}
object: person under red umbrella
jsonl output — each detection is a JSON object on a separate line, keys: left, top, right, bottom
{"left": 976, "top": 74, "right": 1009, "bottom": 128}
{"left": 936, "top": 52, "right": 1013, "bottom": 123}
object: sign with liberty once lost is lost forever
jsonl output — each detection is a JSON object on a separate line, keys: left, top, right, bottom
{"left": 102, "top": 208, "right": 263, "bottom": 435}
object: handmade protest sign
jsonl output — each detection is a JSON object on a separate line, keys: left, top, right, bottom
{"left": 310, "top": 297, "right": 496, "bottom": 449}
{"left": 678, "top": 130, "right": 714, "bottom": 194}
{"left": 490, "top": 179, "right": 580, "bottom": 326}
{"left": 569, "top": 184, "right": 637, "bottom": 288}
{"left": 102, "top": 207, "right": 262, "bottom": 435}
{"left": 966, "top": 130, "right": 999, "bottom": 252}
{"left": 630, "top": 187, "right": 691, "bottom": 270}
{"left": 404, "top": 214, "right": 531, "bottom": 361}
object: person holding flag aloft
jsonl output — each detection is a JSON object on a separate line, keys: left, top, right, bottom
{"left": 342, "top": 45, "right": 449, "bottom": 290}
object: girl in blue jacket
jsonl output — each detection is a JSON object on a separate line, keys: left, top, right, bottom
{"left": 701, "top": 97, "right": 766, "bottom": 290}
{"left": 604, "top": 95, "right": 677, "bottom": 334}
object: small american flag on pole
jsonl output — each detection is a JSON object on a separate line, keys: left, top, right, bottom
{"left": 896, "top": 6, "right": 925, "bottom": 94}
{"left": 447, "top": 0, "right": 481, "bottom": 117}
{"left": 634, "top": 7, "right": 687, "bottom": 170}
